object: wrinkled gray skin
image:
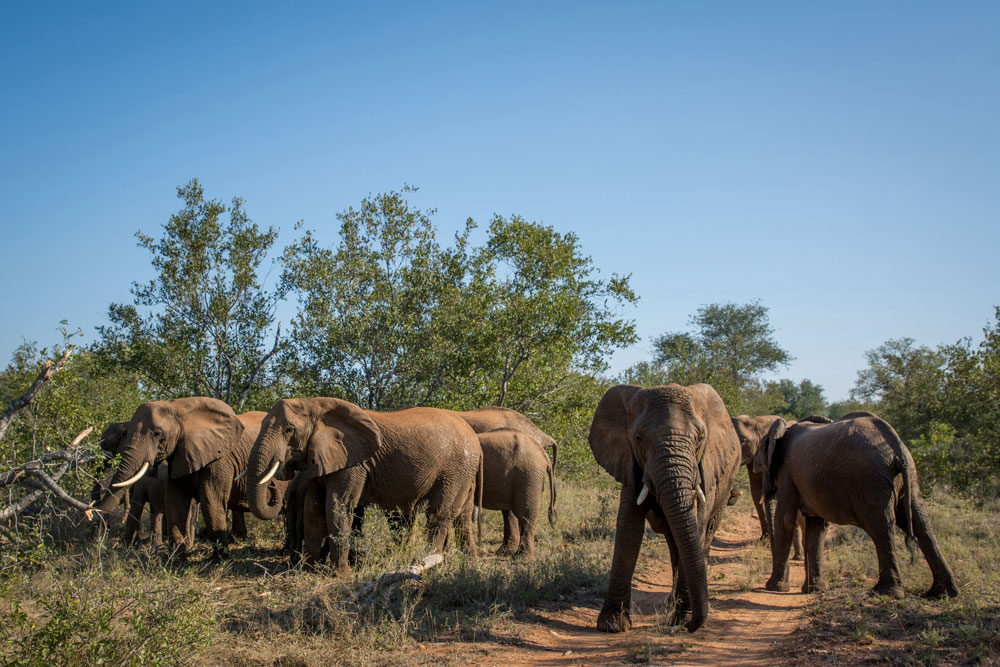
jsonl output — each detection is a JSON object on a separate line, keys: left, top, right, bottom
{"left": 731, "top": 415, "right": 804, "bottom": 560}
{"left": 589, "top": 384, "right": 741, "bottom": 634}
{"left": 246, "top": 398, "right": 482, "bottom": 568}
{"left": 94, "top": 398, "right": 257, "bottom": 550}
{"left": 477, "top": 429, "right": 556, "bottom": 561}
{"left": 759, "top": 413, "right": 959, "bottom": 599}
{"left": 459, "top": 407, "right": 559, "bottom": 553}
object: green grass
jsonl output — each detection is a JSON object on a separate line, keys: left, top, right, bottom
{"left": 2, "top": 481, "right": 998, "bottom": 665}
{"left": 791, "top": 492, "right": 1000, "bottom": 665}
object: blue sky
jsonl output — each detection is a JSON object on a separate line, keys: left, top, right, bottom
{"left": 1, "top": 2, "right": 997, "bottom": 400}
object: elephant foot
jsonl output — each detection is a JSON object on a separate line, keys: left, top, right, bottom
{"left": 596, "top": 610, "right": 631, "bottom": 633}
{"left": 765, "top": 577, "right": 790, "bottom": 592}
{"left": 923, "top": 581, "right": 959, "bottom": 599}
{"left": 801, "top": 579, "right": 826, "bottom": 594}
{"left": 870, "top": 583, "right": 905, "bottom": 599}
{"left": 791, "top": 552, "right": 804, "bottom": 561}
{"left": 727, "top": 489, "right": 742, "bottom": 506}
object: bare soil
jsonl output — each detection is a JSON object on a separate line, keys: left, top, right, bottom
{"left": 418, "top": 510, "right": 810, "bottom": 665}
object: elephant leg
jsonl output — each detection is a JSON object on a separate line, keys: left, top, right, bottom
{"left": 454, "top": 487, "right": 478, "bottom": 559}
{"left": 302, "top": 482, "right": 327, "bottom": 564}
{"left": 231, "top": 510, "right": 248, "bottom": 541}
{"left": 792, "top": 512, "right": 805, "bottom": 561}
{"left": 185, "top": 499, "right": 199, "bottom": 549}
{"left": 801, "top": 516, "right": 828, "bottom": 593}
{"left": 664, "top": 531, "right": 692, "bottom": 626}
{"left": 596, "top": 488, "right": 646, "bottom": 633}
{"left": 122, "top": 481, "right": 147, "bottom": 545}
{"left": 749, "top": 471, "right": 769, "bottom": 541}
{"left": 906, "top": 495, "right": 959, "bottom": 598}
{"left": 198, "top": 481, "right": 232, "bottom": 549}
{"left": 150, "top": 511, "right": 164, "bottom": 547}
{"left": 765, "top": 491, "right": 798, "bottom": 592}
{"left": 866, "top": 511, "right": 904, "bottom": 599}
{"left": 499, "top": 510, "right": 521, "bottom": 555}
{"left": 164, "top": 482, "right": 193, "bottom": 553}
{"left": 348, "top": 505, "right": 366, "bottom": 567}
{"left": 325, "top": 487, "right": 355, "bottom": 572}
{"left": 513, "top": 489, "right": 539, "bottom": 562}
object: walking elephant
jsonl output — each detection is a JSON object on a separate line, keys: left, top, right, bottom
{"left": 477, "top": 428, "right": 556, "bottom": 560}
{"left": 589, "top": 383, "right": 741, "bottom": 633}
{"left": 731, "top": 414, "right": 804, "bottom": 559}
{"left": 246, "top": 398, "right": 483, "bottom": 568}
{"left": 94, "top": 398, "right": 255, "bottom": 550}
{"left": 758, "top": 412, "right": 958, "bottom": 598}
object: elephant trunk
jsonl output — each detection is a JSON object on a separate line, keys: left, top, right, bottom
{"left": 651, "top": 448, "right": 709, "bottom": 633}
{"left": 96, "top": 438, "right": 154, "bottom": 514}
{"left": 247, "top": 428, "right": 286, "bottom": 520}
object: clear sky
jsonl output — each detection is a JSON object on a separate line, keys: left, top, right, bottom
{"left": 1, "top": 2, "right": 997, "bottom": 400}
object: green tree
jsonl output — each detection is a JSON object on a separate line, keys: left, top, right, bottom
{"left": 851, "top": 338, "right": 945, "bottom": 441}
{"left": 764, "top": 378, "right": 827, "bottom": 419}
{"left": 281, "top": 189, "right": 639, "bottom": 417}
{"left": 98, "top": 179, "right": 285, "bottom": 409}
{"left": 650, "top": 300, "right": 791, "bottom": 412}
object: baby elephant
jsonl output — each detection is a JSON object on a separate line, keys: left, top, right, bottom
{"left": 479, "top": 429, "right": 556, "bottom": 560}
{"left": 759, "top": 412, "right": 958, "bottom": 599}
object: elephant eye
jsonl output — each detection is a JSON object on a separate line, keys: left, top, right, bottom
{"left": 634, "top": 432, "right": 643, "bottom": 443}
{"left": 284, "top": 425, "right": 295, "bottom": 435}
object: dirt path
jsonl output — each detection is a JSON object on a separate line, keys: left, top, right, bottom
{"left": 470, "top": 511, "right": 810, "bottom": 666}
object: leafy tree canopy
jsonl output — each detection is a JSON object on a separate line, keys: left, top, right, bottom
{"left": 97, "top": 179, "right": 285, "bottom": 409}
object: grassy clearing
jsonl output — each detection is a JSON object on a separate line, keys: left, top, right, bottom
{"left": 2, "top": 479, "right": 998, "bottom": 665}
{"left": 788, "top": 492, "right": 1000, "bottom": 665}
{"left": 1, "top": 479, "right": 622, "bottom": 666}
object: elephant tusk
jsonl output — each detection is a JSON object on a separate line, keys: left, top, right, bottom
{"left": 257, "top": 459, "right": 281, "bottom": 486}
{"left": 112, "top": 461, "right": 149, "bottom": 488}
{"left": 696, "top": 485, "right": 706, "bottom": 504}
{"left": 637, "top": 483, "right": 649, "bottom": 505}
{"left": 234, "top": 469, "right": 247, "bottom": 482}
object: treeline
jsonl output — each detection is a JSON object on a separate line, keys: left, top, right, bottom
{"left": 2, "top": 180, "right": 998, "bottom": 496}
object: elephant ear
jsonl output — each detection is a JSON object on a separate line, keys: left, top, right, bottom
{"left": 307, "top": 399, "right": 382, "bottom": 478}
{"left": 170, "top": 399, "right": 244, "bottom": 478}
{"left": 589, "top": 384, "right": 641, "bottom": 484}
{"left": 758, "top": 418, "right": 788, "bottom": 496}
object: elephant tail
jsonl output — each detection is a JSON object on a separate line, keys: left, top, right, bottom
{"left": 549, "top": 438, "right": 558, "bottom": 473}
{"left": 547, "top": 458, "right": 558, "bottom": 529}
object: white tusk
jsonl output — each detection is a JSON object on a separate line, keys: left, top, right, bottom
{"left": 234, "top": 469, "right": 247, "bottom": 482}
{"left": 112, "top": 461, "right": 149, "bottom": 488}
{"left": 257, "top": 459, "right": 281, "bottom": 486}
{"left": 637, "top": 483, "right": 649, "bottom": 505}
{"left": 696, "top": 485, "right": 706, "bottom": 504}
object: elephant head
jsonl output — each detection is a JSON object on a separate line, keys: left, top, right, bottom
{"left": 246, "top": 398, "right": 382, "bottom": 520}
{"left": 95, "top": 397, "right": 243, "bottom": 514}
{"left": 589, "top": 383, "right": 734, "bottom": 633}
{"left": 731, "top": 415, "right": 784, "bottom": 474}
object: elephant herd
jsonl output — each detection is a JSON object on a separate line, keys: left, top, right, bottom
{"left": 92, "top": 383, "right": 959, "bottom": 635}
{"left": 93, "top": 397, "right": 557, "bottom": 567}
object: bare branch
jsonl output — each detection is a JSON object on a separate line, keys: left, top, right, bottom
{"left": 237, "top": 322, "right": 281, "bottom": 409}
{"left": 0, "top": 349, "right": 72, "bottom": 442}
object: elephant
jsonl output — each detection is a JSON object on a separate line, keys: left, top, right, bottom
{"left": 246, "top": 397, "right": 483, "bottom": 568}
{"left": 94, "top": 421, "right": 198, "bottom": 547}
{"left": 589, "top": 383, "right": 741, "bottom": 634}
{"left": 477, "top": 428, "right": 556, "bottom": 560}
{"left": 459, "top": 407, "right": 559, "bottom": 550}
{"left": 758, "top": 412, "right": 959, "bottom": 599}
{"left": 94, "top": 398, "right": 260, "bottom": 551}
{"left": 731, "top": 414, "right": 804, "bottom": 559}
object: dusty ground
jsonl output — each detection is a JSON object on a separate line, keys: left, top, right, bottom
{"left": 417, "top": 510, "right": 810, "bottom": 665}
